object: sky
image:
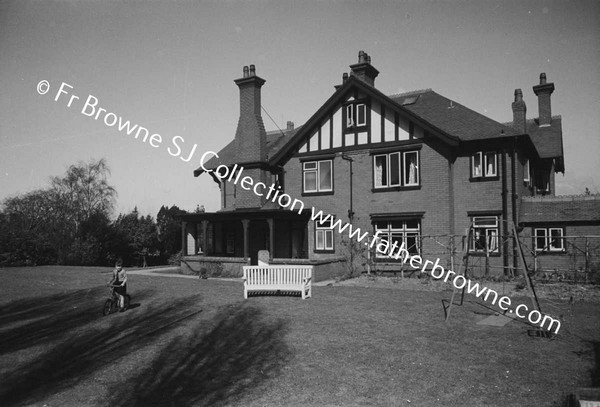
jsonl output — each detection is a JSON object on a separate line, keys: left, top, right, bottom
{"left": 1, "top": 0, "right": 599, "bottom": 218}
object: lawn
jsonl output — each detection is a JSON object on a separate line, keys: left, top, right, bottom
{"left": 0, "top": 266, "right": 598, "bottom": 407}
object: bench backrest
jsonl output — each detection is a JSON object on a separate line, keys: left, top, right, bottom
{"left": 243, "top": 265, "right": 313, "bottom": 285}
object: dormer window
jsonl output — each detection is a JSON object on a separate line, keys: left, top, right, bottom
{"left": 471, "top": 151, "right": 498, "bottom": 180}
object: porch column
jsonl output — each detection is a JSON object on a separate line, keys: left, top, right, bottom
{"left": 267, "top": 218, "right": 274, "bottom": 259}
{"left": 181, "top": 221, "right": 187, "bottom": 256}
{"left": 242, "top": 219, "right": 250, "bottom": 259}
{"left": 201, "top": 220, "right": 208, "bottom": 255}
{"left": 195, "top": 223, "right": 200, "bottom": 254}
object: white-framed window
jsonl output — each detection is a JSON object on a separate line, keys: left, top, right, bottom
{"left": 345, "top": 103, "right": 367, "bottom": 128}
{"left": 346, "top": 104, "right": 354, "bottom": 127}
{"left": 534, "top": 228, "right": 564, "bottom": 252}
{"left": 374, "top": 150, "right": 419, "bottom": 188}
{"left": 374, "top": 219, "right": 420, "bottom": 258}
{"left": 356, "top": 103, "right": 366, "bottom": 126}
{"left": 303, "top": 160, "right": 333, "bottom": 193}
{"left": 472, "top": 152, "right": 497, "bottom": 178}
{"left": 470, "top": 216, "right": 499, "bottom": 253}
{"left": 524, "top": 159, "right": 530, "bottom": 184}
{"left": 315, "top": 219, "right": 334, "bottom": 251}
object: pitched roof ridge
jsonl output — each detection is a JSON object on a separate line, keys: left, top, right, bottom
{"left": 388, "top": 88, "right": 433, "bottom": 98}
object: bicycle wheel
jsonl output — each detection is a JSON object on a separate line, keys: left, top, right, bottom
{"left": 103, "top": 299, "right": 113, "bottom": 316}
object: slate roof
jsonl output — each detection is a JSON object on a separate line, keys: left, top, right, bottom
{"left": 519, "top": 196, "right": 600, "bottom": 224}
{"left": 390, "top": 90, "right": 518, "bottom": 141}
{"left": 195, "top": 76, "right": 562, "bottom": 175}
{"left": 526, "top": 116, "right": 564, "bottom": 159}
{"left": 193, "top": 127, "right": 299, "bottom": 176}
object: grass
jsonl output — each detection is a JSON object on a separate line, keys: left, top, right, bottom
{"left": 0, "top": 266, "right": 598, "bottom": 406}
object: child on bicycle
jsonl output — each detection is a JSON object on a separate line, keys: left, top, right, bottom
{"left": 107, "top": 258, "right": 128, "bottom": 312}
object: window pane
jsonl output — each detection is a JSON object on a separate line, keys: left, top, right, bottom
{"left": 473, "top": 229, "right": 486, "bottom": 251}
{"left": 346, "top": 104, "right": 354, "bottom": 127}
{"left": 375, "top": 221, "right": 388, "bottom": 230}
{"left": 390, "top": 153, "right": 400, "bottom": 186}
{"left": 524, "top": 160, "right": 530, "bottom": 182}
{"left": 304, "top": 161, "right": 317, "bottom": 170}
{"left": 405, "top": 220, "right": 420, "bottom": 230}
{"left": 304, "top": 171, "right": 317, "bottom": 192}
{"left": 550, "top": 229, "right": 563, "bottom": 250}
{"left": 319, "top": 161, "right": 332, "bottom": 191}
{"left": 357, "top": 104, "right": 366, "bottom": 126}
{"left": 473, "top": 153, "right": 482, "bottom": 177}
{"left": 406, "top": 233, "right": 419, "bottom": 255}
{"left": 374, "top": 155, "right": 387, "bottom": 187}
{"left": 535, "top": 229, "right": 547, "bottom": 251}
{"left": 487, "top": 229, "right": 498, "bottom": 252}
{"left": 316, "top": 230, "right": 324, "bottom": 250}
{"left": 404, "top": 151, "right": 419, "bottom": 185}
{"left": 473, "top": 216, "right": 497, "bottom": 227}
{"left": 390, "top": 220, "right": 403, "bottom": 230}
{"left": 485, "top": 152, "right": 497, "bottom": 176}
{"left": 325, "top": 230, "right": 334, "bottom": 250}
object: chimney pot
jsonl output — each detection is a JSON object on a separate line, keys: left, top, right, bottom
{"left": 342, "top": 72, "right": 348, "bottom": 82}
{"left": 243, "top": 66, "right": 249, "bottom": 78}
{"left": 287, "top": 121, "right": 294, "bottom": 130}
{"left": 514, "top": 88, "right": 523, "bottom": 102}
{"left": 358, "top": 50, "right": 366, "bottom": 63}
{"left": 249, "top": 64, "right": 256, "bottom": 76}
{"left": 540, "top": 73, "right": 547, "bottom": 84}
{"left": 512, "top": 88, "right": 527, "bottom": 134}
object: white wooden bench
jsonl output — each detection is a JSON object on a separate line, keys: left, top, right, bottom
{"left": 243, "top": 265, "right": 313, "bottom": 299}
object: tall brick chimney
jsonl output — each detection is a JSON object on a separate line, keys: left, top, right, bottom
{"left": 234, "top": 65, "right": 267, "bottom": 163}
{"left": 511, "top": 88, "right": 527, "bottom": 134}
{"left": 532, "top": 73, "right": 555, "bottom": 127}
{"left": 349, "top": 50, "right": 379, "bottom": 87}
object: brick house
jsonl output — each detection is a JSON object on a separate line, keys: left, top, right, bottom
{"left": 180, "top": 51, "right": 598, "bottom": 281}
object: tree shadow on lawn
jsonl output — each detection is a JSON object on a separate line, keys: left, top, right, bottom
{"left": 0, "top": 286, "right": 156, "bottom": 356}
{"left": 108, "top": 303, "right": 291, "bottom": 407}
{"left": 0, "top": 293, "right": 202, "bottom": 407}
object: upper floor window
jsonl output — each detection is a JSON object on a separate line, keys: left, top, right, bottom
{"left": 315, "top": 218, "right": 334, "bottom": 252}
{"left": 374, "top": 219, "right": 420, "bottom": 259}
{"left": 345, "top": 103, "right": 367, "bottom": 128}
{"left": 470, "top": 216, "right": 499, "bottom": 254}
{"left": 523, "top": 159, "right": 530, "bottom": 184}
{"left": 374, "top": 150, "right": 419, "bottom": 188}
{"left": 303, "top": 160, "right": 333, "bottom": 193}
{"left": 534, "top": 228, "right": 564, "bottom": 252}
{"left": 472, "top": 151, "right": 497, "bottom": 179}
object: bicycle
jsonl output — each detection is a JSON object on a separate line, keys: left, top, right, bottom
{"left": 102, "top": 285, "right": 131, "bottom": 316}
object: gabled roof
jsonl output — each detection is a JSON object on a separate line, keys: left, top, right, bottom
{"left": 390, "top": 90, "right": 518, "bottom": 141}
{"left": 527, "top": 116, "right": 564, "bottom": 159}
{"left": 196, "top": 74, "right": 561, "bottom": 175}
{"left": 519, "top": 195, "right": 600, "bottom": 224}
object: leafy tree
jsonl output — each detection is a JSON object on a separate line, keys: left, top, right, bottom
{"left": 157, "top": 205, "right": 187, "bottom": 258}
{"left": 0, "top": 159, "right": 117, "bottom": 266}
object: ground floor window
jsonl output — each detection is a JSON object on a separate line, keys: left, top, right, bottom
{"left": 534, "top": 227, "right": 564, "bottom": 252}
{"left": 315, "top": 219, "right": 334, "bottom": 252}
{"left": 374, "top": 219, "right": 420, "bottom": 258}
{"left": 470, "top": 216, "right": 499, "bottom": 254}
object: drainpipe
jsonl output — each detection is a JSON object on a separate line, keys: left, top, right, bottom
{"left": 511, "top": 139, "right": 519, "bottom": 278}
{"left": 501, "top": 150, "right": 509, "bottom": 277}
{"left": 341, "top": 154, "right": 355, "bottom": 271}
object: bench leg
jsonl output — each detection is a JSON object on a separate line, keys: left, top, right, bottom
{"left": 244, "top": 287, "right": 248, "bottom": 299}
